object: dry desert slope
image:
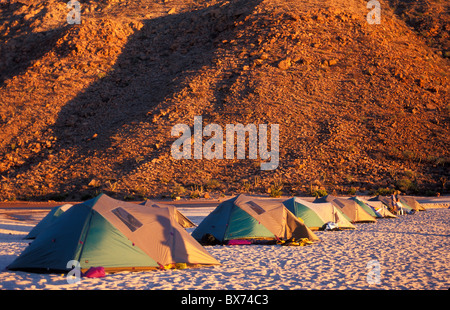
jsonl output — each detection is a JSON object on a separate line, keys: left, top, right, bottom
{"left": 0, "top": 0, "right": 449, "bottom": 201}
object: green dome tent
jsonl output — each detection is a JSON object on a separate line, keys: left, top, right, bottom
{"left": 282, "top": 197, "right": 355, "bottom": 230}
{"left": 8, "top": 194, "right": 220, "bottom": 273}
{"left": 330, "top": 198, "right": 377, "bottom": 223}
{"left": 313, "top": 196, "right": 376, "bottom": 223}
{"left": 348, "top": 197, "right": 379, "bottom": 218}
{"left": 191, "top": 194, "right": 319, "bottom": 244}
{"left": 368, "top": 195, "right": 415, "bottom": 214}
{"left": 399, "top": 196, "right": 426, "bottom": 212}
{"left": 351, "top": 197, "right": 397, "bottom": 218}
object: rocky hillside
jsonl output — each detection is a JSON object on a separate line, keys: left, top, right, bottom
{"left": 0, "top": 0, "right": 449, "bottom": 201}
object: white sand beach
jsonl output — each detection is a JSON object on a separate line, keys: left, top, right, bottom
{"left": 0, "top": 200, "right": 448, "bottom": 290}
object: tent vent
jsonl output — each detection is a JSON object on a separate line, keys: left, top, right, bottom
{"left": 112, "top": 207, "right": 143, "bottom": 232}
{"left": 333, "top": 199, "right": 344, "bottom": 208}
{"left": 246, "top": 201, "right": 266, "bottom": 215}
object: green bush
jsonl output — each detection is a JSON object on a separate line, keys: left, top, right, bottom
{"left": 311, "top": 188, "right": 327, "bottom": 198}
{"left": 269, "top": 180, "right": 283, "bottom": 198}
{"left": 395, "top": 178, "right": 417, "bottom": 193}
{"left": 373, "top": 187, "right": 396, "bottom": 196}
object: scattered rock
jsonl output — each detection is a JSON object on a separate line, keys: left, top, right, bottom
{"left": 277, "top": 57, "right": 291, "bottom": 70}
{"left": 88, "top": 179, "right": 100, "bottom": 187}
{"left": 328, "top": 59, "right": 338, "bottom": 66}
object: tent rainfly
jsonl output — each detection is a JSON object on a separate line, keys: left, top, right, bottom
{"left": 141, "top": 200, "right": 196, "bottom": 228}
{"left": 348, "top": 197, "right": 378, "bottom": 218}
{"left": 191, "top": 195, "right": 319, "bottom": 244}
{"left": 313, "top": 196, "right": 376, "bottom": 223}
{"left": 368, "top": 195, "right": 415, "bottom": 214}
{"left": 399, "top": 197, "right": 426, "bottom": 212}
{"left": 282, "top": 197, "right": 355, "bottom": 230}
{"left": 24, "top": 204, "right": 73, "bottom": 239}
{"left": 351, "top": 197, "right": 397, "bottom": 218}
{"left": 331, "top": 198, "right": 377, "bottom": 223}
{"left": 8, "top": 194, "right": 220, "bottom": 273}
{"left": 313, "top": 195, "right": 339, "bottom": 203}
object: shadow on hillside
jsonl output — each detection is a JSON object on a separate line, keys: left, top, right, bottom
{"left": 16, "top": 0, "right": 262, "bottom": 200}
{"left": 385, "top": 0, "right": 450, "bottom": 52}
{"left": 0, "top": 2, "right": 69, "bottom": 85}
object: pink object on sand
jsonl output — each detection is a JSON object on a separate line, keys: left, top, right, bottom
{"left": 227, "top": 239, "right": 252, "bottom": 245}
{"left": 83, "top": 266, "right": 106, "bottom": 278}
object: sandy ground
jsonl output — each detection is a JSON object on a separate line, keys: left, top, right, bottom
{"left": 0, "top": 200, "right": 449, "bottom": 290}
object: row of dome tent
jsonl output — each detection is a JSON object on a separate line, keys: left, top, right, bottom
{"left": 368, "top": 195, "right": 426, "bottom": 214}
{"left": 8, "top": 194, "right": 324, "bottom": 274}
{"left": 312, "top": 194, "right": 426, "bottom": 218}
{"left": 7, "top": 193, "right": 425, "bottom": 275}
{"left": 191, "top": 194, "right": 425, "bottom": 244}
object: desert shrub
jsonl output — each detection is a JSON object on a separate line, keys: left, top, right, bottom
{"left": 170, "top": 184, "right": 186, "bottom": 199}
{"left": 205, "top": 179, "right": 222, "bottom": 190}
{"left": 269, "top": 180, "right": 283, "bottom": 198}
{"left": 373, "top": 187, "right": 396, "bottom": 196}
{"left": 395, "top": 178, "right": 417, "bottom": 193}
{"left": 311, "top": 188, "right": 327, "bottom": 198}
{"left": 347, "top": 187, "right": 357, "bottom": 195}
{"left": 189, "top": 184, "right": 203, "bottom": 199}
